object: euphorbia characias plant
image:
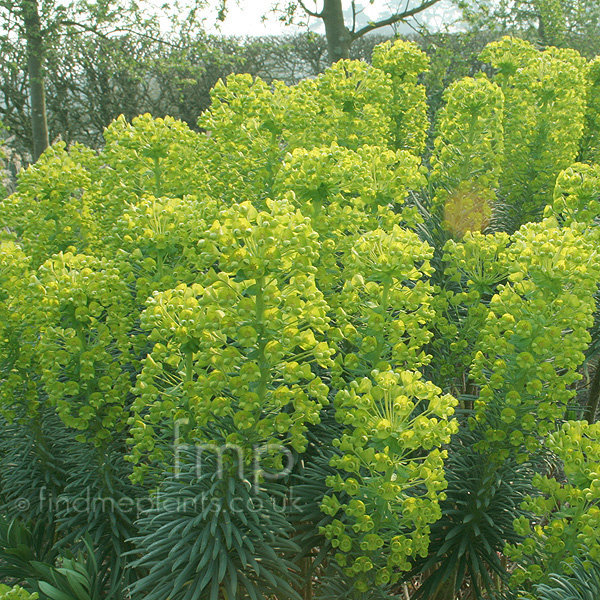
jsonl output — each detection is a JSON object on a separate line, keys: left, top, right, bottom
{"left": 1, "top": 35, "right": 600, "bottom": 600}
{"left": 129, "top": 199, "right": 335, "bottom": 474}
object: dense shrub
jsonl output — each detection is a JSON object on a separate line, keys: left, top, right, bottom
{"left": 1, "top": 36, "right": 600, "bottom": 600}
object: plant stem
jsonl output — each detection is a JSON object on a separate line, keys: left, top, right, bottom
{"left": 374, "top": 280, "right": 391, "bottom": 363}
{"left": 153, "top": 155, "right": 162, "bottom": 196}
{"left": 255, "top": 277, "right": 269, "bottom": 402}
{"left": 186, "top": 350, "right": 193, "bottom": 384}
{"left": 584, "top": 360, "right": 600, "bottom": 423}
{"left": 157, "top": 252, "right": 164, "bottom": 280}
{"left": 301, "top": 556, "right": 313, "bottom": 600}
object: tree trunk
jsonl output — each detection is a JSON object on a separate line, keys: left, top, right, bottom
{"left": 534, "top": 0, "right": 565, "bottom": 47}
{"left": 21, "top": 0, "right": 49, "bottom": 161}
{"left": 321, "top": 0, "right": 351, "bottom": 63}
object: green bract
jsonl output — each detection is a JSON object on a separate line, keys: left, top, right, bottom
{"left": 27, "top": 252, "right": 134, "bottom": 438}
{"left": 325, "top": 370, "right": 457, "bottom": 589}
{"left": 549, "top": 162, "right": 600, "bottom": 226}
{"left": 0, "top": 143, "right": 96, "bottom": 266}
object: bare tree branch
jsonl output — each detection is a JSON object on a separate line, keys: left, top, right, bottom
{"left": 297, "top": 0, "right": 322, "bottom": 18}
{"left": 351, "top": 0, "right": 443, "bottom": 40}
{"left": 48, "top": 19, "right": 184, "bottom": 49}
{"left": 43, "top": 18, "right": 109, "bottom": 39}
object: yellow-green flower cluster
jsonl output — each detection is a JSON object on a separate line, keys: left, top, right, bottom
{"left": 28, "top": 252, "right": 134, "bottom": 439}
{"left": 102, "top": 114, "right": 204, "bottom": 200}
{"left": 332, "top": 226, "right": 435, "bottom": 378}
{"left": 549, "top": 162, "right": 600, "bottom": 226}
{"left": 581, "top": 57, "right": 600, "bottom": 163}
{"left": 317, "top": 224, "right": 459, "bottom": 588}
{"left": 129, "top": 199, "right": 335, "bottom": 476}
{"left": 432, "top": 232, "right": 510, "bottom": 391}
{"left": 198, "top": 75, "right": 291, "bottom": 205}
{"left": 321, "top": 370, "right": 458, "bottom": 589}
{"left": 0, "top": 585, "right": 38, "bottom": 600}
{"left": 198, "top": 62, "right": 395, "bottom": 210}
{"left": 273, "top": 143, "right": 425, "bottom": 293}
{"left": 3, "top": 36, "right": 600, "bottom": 593}
{"left": 0, "top": 241, "right": 33, "bottom": 417}
{"left": 506, "top": 421, "right": 600, "bottom": 586}
{"left": 470, "top": 219, "right": 599, "bottom": 459}
{"left": 481, "top": 37, "right": 588, "bottom": 223}
{"left": 89, "top": 114, "right": 207, "bottom": 245}
{"left": 294, "top": 60, "right": 393, "bottom": 151}
{"left": 371, "top": 39, "right": 430, "bottom": 155}
{"left": 274, "top": 143, "right": 425, "bottom": 216}
{"left": 110, "top": 193, "right": 217, "bottom": 303}
{"left": 443, "top": 231, "right": 511, "bottom": 300}
{"left": 430, "top": 76, "right": 504, "bottom": 235}
{"left": 0, "top": 143, "right": 96, "bottom": 266}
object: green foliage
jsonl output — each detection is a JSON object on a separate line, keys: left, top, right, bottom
{"left": 29, "top": 538, "right": 105, "bottom": 600}
{"left": 0, "top": 412, "right": 142, "bottom": 598}
{"left": 405, "top": 427, "right": 536, "bottom": 599}
{"left": 470, "top": 219, "right": 599, "bottom": 460}
{"left": 130, "top": 446, "right": 302, "bottom": 600}
{"left": 534, "top": 0, "right": 566, "bottom": 46}
{"left": 2, "top": 36, "right": 600, "bottom": 600}
{"left": 0, "top": 516, "right": 58, "bottom": 583}
{"left": 531, "top": 558, "right": 600, "bottom": 600}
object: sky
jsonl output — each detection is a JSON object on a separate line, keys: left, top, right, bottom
{"left": 196, "top": 0, "right": 460, "bottom": 37}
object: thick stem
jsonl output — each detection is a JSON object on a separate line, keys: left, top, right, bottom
{"left": 186, "top": 350, "right": 193, "bottom": 384}
{"left": 21, "top": 0, "right": 49, "bottom": 161}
